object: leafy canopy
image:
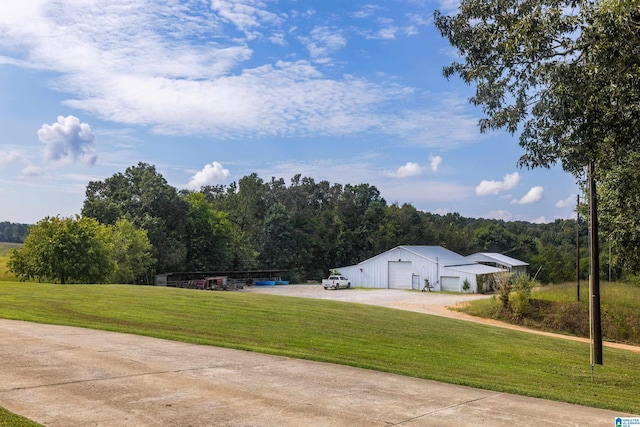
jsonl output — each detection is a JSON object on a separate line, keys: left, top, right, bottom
{"left": 434, "top": 0, "right": 640, "bottom": 177}
{"left": 9, "top": 216, "right": 114, "bottom": 284}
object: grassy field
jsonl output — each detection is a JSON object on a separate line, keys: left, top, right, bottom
{"left": 0, "top": 282, "right": 639, "bottom": 426}
{"left": 460, "top": 281, "right": 640, "bottom": 345}
{"left": 0, "top": 243, "right": 20, "bottom": 282}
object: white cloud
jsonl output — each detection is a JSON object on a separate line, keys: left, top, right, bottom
{"left": 486, "top": 210, "right": 514, "bottom": 221}
{"left": 432, "top": 208, "right": 450, "bottom": 215}
{"left": 187, "top": 161, "right": 230, "bottom": 190}
{"left": 389, "top": 162, "right": 422, "bottom": 178}
{"left": 556, "top": 194, "right": 576, "bottom": 208}
{"left": 300, "top": 26, "right": 347, "bottom": 64}
{"left": 436, "top": 0, "right": 461, "bottom": 15}
{"left": 377, "top": 26, "right": 398, "bottom": 40}
{"left": 0, "top": 1, "right": 484, "bottom": 148}
{"left": 22, "top": 165, "right": 44, "bottom": 177}
{"left": 210, "top": 0, "right": 283, "bottom": 39}
{"left": 351, "top": 5, "right": 381, "bottom": 19}
{"left": 512, "top": 186, "right": 544, "bottom": 205}
{"left": 38, "top": 116, "right": 97, "bottom": 166}
{"left": 0, "top": 150, "right": 21, "bottom": 168}
{"left": 476, "top": 172, "right": 520, "bottom": 196}
{"left": 531, "top": 216, "right": 547, "bottom": 224}
{"left": 429, "top": 155, "right": 442, "bottom": 172}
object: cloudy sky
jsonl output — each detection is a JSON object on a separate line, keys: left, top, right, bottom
{"left": 0, "top": 0, "right": 578, "bottom": 225}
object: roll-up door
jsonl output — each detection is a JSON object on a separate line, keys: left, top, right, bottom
{"left": 388, "top": 261, "right": 412, "bottom": 289}
{"left": 440, "top": 276, "right": 460, "bottom": 292}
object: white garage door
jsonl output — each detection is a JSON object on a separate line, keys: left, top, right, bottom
{"left": 388, "top": 261, "right": 412, "bottom": 289}
{"left": 440, "top": 276, "right": 460, "bottom": 292}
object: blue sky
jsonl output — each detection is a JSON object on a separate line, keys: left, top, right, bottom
{"left": 0, "top": 0, "right": 578, "bottom": 225}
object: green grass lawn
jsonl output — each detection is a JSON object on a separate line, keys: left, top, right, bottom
{"left": 0, "top": 282, "right": 639, "bottom": 426}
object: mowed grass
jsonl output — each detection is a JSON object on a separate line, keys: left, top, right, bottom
{"left": 0, "top": 407, "right": 40, "bottom": 427}
{"left": 0, "top": 283, "right": 639, "bottom": 419}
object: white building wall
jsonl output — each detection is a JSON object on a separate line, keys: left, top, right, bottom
{"left": 335, "top": 247, "right": 480, "bottom": 292}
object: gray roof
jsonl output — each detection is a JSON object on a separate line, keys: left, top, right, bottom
{"left": 447, "top": 263, "right": 504, "bottom": 275}
{"left": 466, "top": 252, "right": 529, "bottom": 267}
{"left": 400, "top": 246, "right": 474, "bottom": 267}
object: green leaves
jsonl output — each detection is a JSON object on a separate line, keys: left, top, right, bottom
{"left": 9, "top": 216, "right": 114, "bottom": 284}
{"left": 436, "top": 0, "right": 640, "bottom": 275}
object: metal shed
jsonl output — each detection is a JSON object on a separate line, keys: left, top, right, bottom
{"left": 465, "top": 252, "right": 529, "bottom": 274}
{"left": 335, "top": 245, "right": 504, "bottom": 293}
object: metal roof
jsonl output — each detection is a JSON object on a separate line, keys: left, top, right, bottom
{"left": 466, "top": 252, "right": 529, "bottom": 267}
{"left": 446, "top": 263, "right": 504, "bottom": 275}
{"left": 399, "top": 245, "right": 473, "bottom": 267}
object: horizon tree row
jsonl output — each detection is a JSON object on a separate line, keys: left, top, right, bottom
{"left": 6, "top": 162, "right": 630, "bottom": 284}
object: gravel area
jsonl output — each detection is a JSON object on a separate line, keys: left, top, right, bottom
{"left": 241, "top": 283, "right": 490, "bottom": 317}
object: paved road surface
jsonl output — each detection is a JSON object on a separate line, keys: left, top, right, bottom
{"left": 0, "top": 285, "right": 636, "bottom": 426}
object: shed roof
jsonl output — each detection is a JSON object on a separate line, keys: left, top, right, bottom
{"left": 447, "top": 263, "right": 504, "bottom": 275}
{"left": 466, "top": 252, "right": 529, "bottom": 268}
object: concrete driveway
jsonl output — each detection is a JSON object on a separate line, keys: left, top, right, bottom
{"left": 0, "top": 285, "right": 635, "bottom": 426}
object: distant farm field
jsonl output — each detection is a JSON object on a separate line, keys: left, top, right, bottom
{"left": 0, "top": 243, "right": 20, "bottom": 281}
{"left": 0, "top": 282, "right": 638, "bottom": 415}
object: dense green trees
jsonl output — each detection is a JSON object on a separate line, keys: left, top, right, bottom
{"left": 110, "top": 218, "right": 156, "bottom": 284}
{"left": 9, "top": 216, "right": 114, "bottom": 284}
{"left": 82, "top": 162, "right": 189, "bottom": 273}
{"left": 8, "top": 216, "right": 155, "bottom": 284}
{"left": 8, "top": 163, "right": 634, "bottom": 284}
{"left": 0, "top": 222, "right": 30, "bottom": 243}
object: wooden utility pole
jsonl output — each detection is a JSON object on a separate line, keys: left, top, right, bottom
{"left": 576, "top": 195, "right": 580, "bottom": 302}
{"left": 588, "top": 162, "right": 603, "bottom": 365}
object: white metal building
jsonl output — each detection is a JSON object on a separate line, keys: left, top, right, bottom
{"left": 465, "top": 252, "right": 529, "bottom": 274}
{"left": 335, "top": 246, "right": 504, "bottom": 293}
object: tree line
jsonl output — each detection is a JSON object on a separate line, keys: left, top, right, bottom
{"left": 8, "top": 161, "right": 628, "bottom": 285}
{"left": 0, "top": 222, "right": 30, "bottom": 243}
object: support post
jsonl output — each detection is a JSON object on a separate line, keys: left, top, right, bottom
{"left": 576, "top": 194, "right": 580, "bottom": 302}
{"left": 588, "top": 162, "right": 603, "bottom": 365}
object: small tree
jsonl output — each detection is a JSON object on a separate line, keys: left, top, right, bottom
{"left": 462, "top": 278, "right": 471, "bottom": 292}
{"left": 493, "top": 272, "right": 512, "bottom": 309}
{"left": 509, "top": 273, "right": 537, "bottom": 316}
{"left": 9, "top": 216, "right": 114, "bottom": 284}
{"left": 109, "top": 218, "right": 155, "bottom": 284}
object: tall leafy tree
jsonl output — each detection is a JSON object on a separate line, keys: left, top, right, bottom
{"left": 183, "top": 192, "right": 236, "bottom": 271}
{"left": 434, "top": 0, "right": 640, "bottom": 364}
{"left": 82, "top": 162, "right": 189, "bottom": 273}
{"left": 336, "top": 183, "right": 386, "bottom": 265}
{"left": 9, "top": 216, "right": 114, "bottom": 284}
{"left": 259, "top": 202, "right": 295, "bottom": 270}
{"left": 434, "top": 0, "right": 640, "bottom": 235}
{"left": 109, "top": 218, "right": 155, "bottom": 284}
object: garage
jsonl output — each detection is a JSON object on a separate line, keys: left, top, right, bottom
{"left": 440, "top": 276, "right": 460, "bottom": 292}
{"left": 388, "top": 261, "right": 412, "bottom": 289}
{"left": 334, "top": 245, "right": 507, "bottom": 292}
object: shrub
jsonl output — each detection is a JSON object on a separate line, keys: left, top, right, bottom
{"left": 476, "top": 275, "right": 485, "bottom": 294}
{"left": 508, "top": 273, "right": 537, "bottom": 316}
{"left": 493, "top": 272, "right": 512, "bottom": 309}
{"left": 462, "top": 278, "right": 470, "bottom": 292}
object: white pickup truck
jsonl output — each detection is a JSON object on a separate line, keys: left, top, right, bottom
{"left": 322, "top": 275, "right": 351, "bottom": 290}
